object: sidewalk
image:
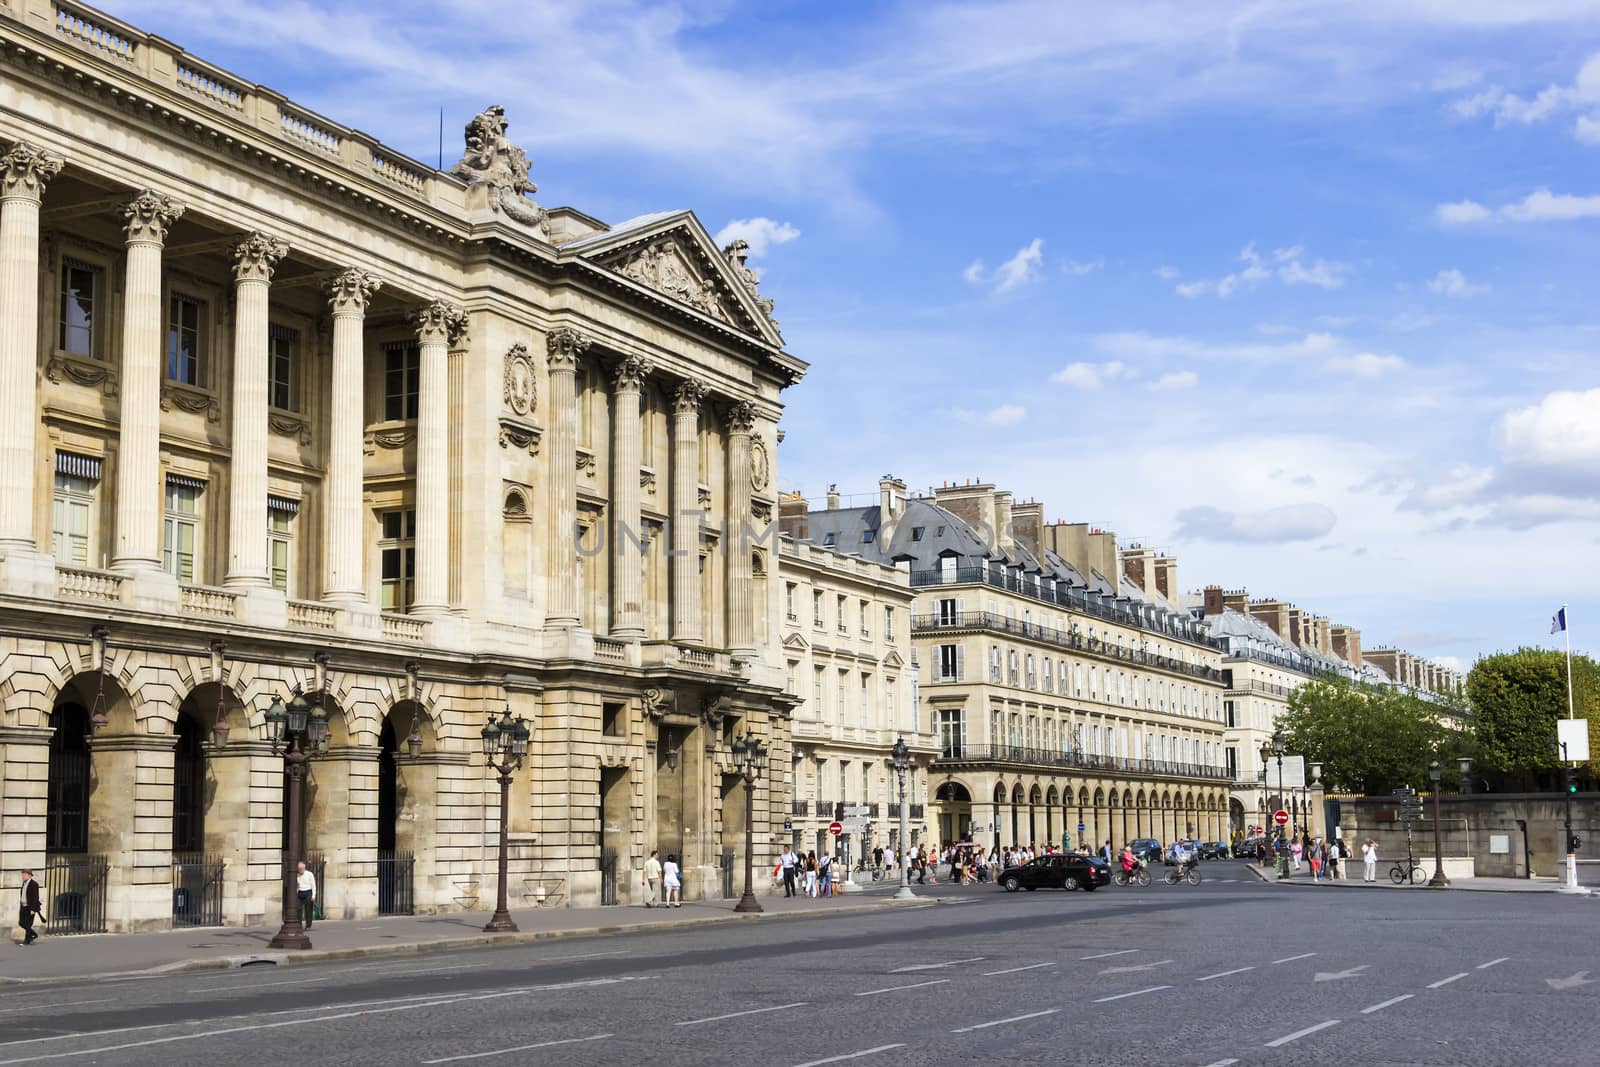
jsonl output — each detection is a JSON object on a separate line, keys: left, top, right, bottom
{"left": 1241, "top": 862, "right": 1583, "bottom": 893}
{"left": 0, "top": 881, "right": 941, "bottom": 984}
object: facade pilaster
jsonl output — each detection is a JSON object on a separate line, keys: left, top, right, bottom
{"left": 323, "top": 269, "right": 381, "bottom": 603}
{"left": 112, "top": 189, "right": 184, "bottom": 573}
{"left": 224, "top": 231, "right": 287, "bottom": 587}
{"left": 545, "top": 327, "right": 589, "bottom": 626}
{"left": 724, "top": 400, "right": 756, "bottom": 656}
{"left": 610, "top": 354, "right": 650, "bottom": 637}
{"left": 0, "top": 142, "right": 61, "bottom": 552}
{"left": 670, "top": 379, "right": 704, "bottom": 643}
{"left": 410, "top": 300, "right": 467, "bottom": 615}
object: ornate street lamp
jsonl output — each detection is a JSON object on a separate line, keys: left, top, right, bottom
{"left": 483, "top": 707, "right": 531, "bottom": 932}
{"left": 1428, "top": 760, "right": 1449, "bottom": 887}
{"left": 266, "top": 652, "right": 332, "bottom": 951}
{"left": 403, "top": 661, "right": 424, "bottom": 758}
{"left": 1457, "top": 756, "right": 1472, "bottom": 796}
{"left": 891, "top": 737, "right": 915, "bottom": 900}
{"left": 208, "top": 640, "right": 231, "bottom": 749}
{"left": 1268, "top": 729, "right": 1289, "bottom": 879}
{"left": 88, "top": 625, "right": 110, "bottom": 733}
{"left": 730, "top": 731, "right": 768, "bottom": 914}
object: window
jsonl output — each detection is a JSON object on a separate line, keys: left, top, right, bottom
{"left": 813, "top": 667, "right": 825, "bottom": 716}
{"left": 162, "top": 477, "right": 203, "bottom": 582}
{"left": 938, "top": 708, "right": 965, "bottom": 758}
{"left": 166, "top": 293, "right": 206, "bottom": 386}
{"left": 989, "top": 644, "right": 1001, "bottom": 681}
{"left": 379, "top": 509, "right": 417, "bottom": 610}
{"left": 383, "top": 341, "right": 420, "bottom": 420}
{"left": 837, "top": 595, "right": 847, "bottom": 633}
{"left": 1225, "top": 699, "right": 1236, "bottom": 728}
{"left": 862, "top": 529, "right": 875, "bottom": 544}
{"left": 1225, "top": 746, "right": 1238, "bottom": 779}
{"left": 938, "top": 597, "right": 958, "bottom": 625}
{"left": 267, "top": 500, "right": 296, "bottom": 593}
{"left": 837, "top": 671, "right": 847, "bottom": 722}
{"left": 822, "top": 532, "right": 836, "bottom": 547}
{"left": 911, "top": 526, "right": 925, "bottom": 542}
{"left": 937, "top": 643, "right": 960, "bottom": 681}
{"left": 602, "top": 701, "right": 625, "bottom": 737}
{"left": 860, "top": 599, "right": 870, "bottom": 636}
{"left": 269, "top": 324, "right": 298, "bottom": 411}
{"left": 59, "top": 259, "right": 100, "bottom": 358}
{"left": 1007, "top": 649, "right": 1019, "bottom": 685}
{"left": 884, "top": 677, "right": 896, "bottom": 728}
{"left": 812, "top": 589, "right": 825, "bottom": 628}
{"left": 884, "top": 605, "right": 895, "bottom": 640}
{"left": 785, "top": 582, "right": 797, "bottom": 621}
{"left": 51, "top": 454, "right": 101, "bottom": 566}
{"left": 859, "top": 674, "right": 869, "bottom": 727}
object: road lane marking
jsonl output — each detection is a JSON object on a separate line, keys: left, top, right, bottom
{"left": 1477, "top": 957, "right": 1510, "bottom": 970}
{"left": 1093, "top": 985, "right": 1171, "bottom": 1003}
{"left": 676, "top": 1003, "right": 808, "bottom": 1027}
{"left": 1427, "top": 972, "right": 1469, "bottom": 989}
{"left": 793, "top": 1045, "right": 906, "bottom": 1066}
{"left": 892, "top": 957, "right": 984, "bottom": 972}
{"left": 1101, "top": 959, "right": 1172, "bottom": 975}
{"left": 982, "top": 962, "right": 1057, "bottom": 976}
{"left": 951, "top": 1008, "right": 1060, "bottom": 1033}
{"left": 0, "top": 999, "right": 116, "bottom": 1016}
{"left": 1201, "top": 1060, "right": 1239, "bottom": 1067}
{"left": 1196, "top": 966, "right": 1255, "bottom": 982}
{"left": 1272, "top": 953, "right": 1317, "bottom": 964}
{"left": 420, "top": 1034, "right": 612, "bottom": 1063}
{"left": 1265, "top": 1020, "right": 1340, "bottom": 1047}
{"left": 1081, "top": 949, "right": 1138, "bottom": 960}
{"left": 855, "top": 979, "right": 950, "bottom": 997}
{"left": 1360, "top": 994, "right": 1414, "bottom": 1014}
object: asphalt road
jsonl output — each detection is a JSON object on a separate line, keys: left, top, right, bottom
{"left": 0, "top": 862, "right": 1594, "bottom": 1066}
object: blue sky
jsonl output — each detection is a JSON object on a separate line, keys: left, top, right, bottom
{"left": 108, "top": 0, "right": 1600, "bottom": 668}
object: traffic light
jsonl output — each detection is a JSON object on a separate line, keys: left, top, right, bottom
{"left": 1567, "top": 766, "right": 1580, "bottom": 795}
{"left": 1569, "top": 834, "right": 1583, "bottom": 854}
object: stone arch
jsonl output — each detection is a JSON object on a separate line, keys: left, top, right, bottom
{"left": 1010, "top": 783, "right": 1025, "bottom": 805}
{"left": 936, "top": 780, "right": 973, "bottom": 803}
{"left": 1078, "top": 787, "right": 1090, "bottom": 806}
{"left": 1045, "top": 785, "right": 1059, "bottom": 806}
{"left": 993, "top": 781, "right": 1008, "bottom": 804}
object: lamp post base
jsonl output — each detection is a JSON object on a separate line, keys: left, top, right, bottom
{"left": 483, "top": 910, "right": 519, "bottom": 933}
{"left": 893, "top": 883, "right": 916, "bottom": 900}
{"left": 267, "top": 921, "right": 312, "bottom": 950}
{"left": 733, "top": 890, "right": 764, "bottom": 914}
{"left": 1428, "top": 869, "right": 1450, "bottom": 888}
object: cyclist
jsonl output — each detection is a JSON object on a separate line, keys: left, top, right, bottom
{"left": 1170, "top": 840, "right": 1194, "bottom": 877}
{"left": 1119, "top": 845, "right": 1138, "bottom": 880}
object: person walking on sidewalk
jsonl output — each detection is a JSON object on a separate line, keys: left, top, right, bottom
{"left": 663, "top": 854, "right": 682, "bottom": 907}
{"left": 18, "top": 869, "right": 42, "bottom": 946}
{"left": 644, "top": 850, "right": 662, "bottom": 907}
{"left": 295, "top": 861, "right": 317, "bottom": 929}
{"left": 1362, "top": 838, "right": 1378, "bottom": 882}
{"left": 1327, "top": 839, "right": 1342, "bottom": 880}
{"left": 778, "top": 845, "right": 798, "bottom": 898}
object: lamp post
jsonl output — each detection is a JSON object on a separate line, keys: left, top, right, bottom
{"left": 266, "top": 654, "right": 332, "bottom": 951}
{"left": 1265, "top": 729, "right": 1288, "bottom": 879}
{"left": 1428, "top": 760, "right": 1449, "bottom": 887}
{"left": 1457, "top": 756, "right": 1472, "bottom": 796}
{"left": 730, "top": 731, "right": 768, "bottom": 914}
{"left": 482, "top": 708, "right": 531, "bottom": 932}
{"left": 891, "top": 737, "right": 915, "bottom": 900}
{"left": 1310, "top": 761, "right": 1324, "bottom": 840}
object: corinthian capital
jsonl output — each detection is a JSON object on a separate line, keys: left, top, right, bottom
{"left": 724, "top": 399, "right": 758, "bottom": 435}
{"left": 328, "top": 268, "right": 383, "bottom": 314}
{"left": 232, "top": 231, "right": 289, "bottom": 283}
{"left": 123, "top": 189, "right": 185, "bottom": 245}
{"left": 673, "top": 378, "right": 706, "bottom": 415}
{"left": 545, "top": 326, "right": 591, "bottom": 369}
{"left": 413, "top": 300, "right": 468, "bottom": 345}
{"left": 612, "top": 354, "right": 652, "bottom": 392}
{"left": 1, "top": 142, "right": 64, "bottom": 202}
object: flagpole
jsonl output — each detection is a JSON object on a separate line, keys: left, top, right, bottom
{"left": 1564, "top": 603, "right": 1575, "bottom": 722}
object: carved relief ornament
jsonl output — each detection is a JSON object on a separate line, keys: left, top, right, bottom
{"left": 448, "top": 105, "right": 548, "bottom": 234}
{"left": 673, "top": 378, "right": 706, "bottom": 415}
{"left": 503, "top": 343, "right": 536, "bottom": 415}
{"left": 328, "top": 267, "right": 382, "bottom": 314}
{"left": 618, "top": 240, "right": 728, "bottom": 321}
{"left": 123, "top": 189, "right": 184, "bottom": 245}
{"left": 612, "top": 354, "right": 652, "bottom": 392}
{"left": 545, "top": 326, "right": 591, "bottom": 368}
{"left": 724, "top": 400, "right": 757, "bottom": 436}
{"left": 721, "top": 238, "right": 779, "bottom": 329}
{"left": 413, "top": 300, "right": 468, "bottom": 345}
{"left": 0, "top": 142, "right": 63, "bottom": 201}
{"left": 232, "top": 231, "right": 289, "bottom": 283}
{"left": 750, "top": 436, "right": 771, "bottom": 491}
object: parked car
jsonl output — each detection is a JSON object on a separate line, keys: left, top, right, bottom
{"left": 1199, "top": 841, "right": 1229, "bottom": 860}
{"left": 997, "top": 852, "right": 1111, "bottom": 892}
{"left": 1236, "top": 835, "right": 1271, "bottom": 859}
{"left": 1128, "top": 838, "right": 1163, "bottom": 863}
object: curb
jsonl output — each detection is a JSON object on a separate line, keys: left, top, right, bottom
{"left": 1, "top": 893, "right": 957, "bottom": 985}
{"left": 1242, "top": 863, "right": 1571, "bottom": 895}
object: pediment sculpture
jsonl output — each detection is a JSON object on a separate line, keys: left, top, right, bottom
{"left": 618, "top": 240, "right": 728, "bottom": 322}
{"left": 451, "top": 105, "right": 549, "bottom": 235}
{"left": 722, "top": 238, "right": 779, "bottom": 331}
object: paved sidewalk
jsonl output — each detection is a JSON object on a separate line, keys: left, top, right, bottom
{"left": 1241, "top": 862, "right": 1579, "bottom": 893}
{"left": 0, "top": 881, "right": 940, "bottom": 984}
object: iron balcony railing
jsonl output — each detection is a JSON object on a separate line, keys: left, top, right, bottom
{"left": 913, "top": 612, "right": 1226, "bottom": 684}
{"left": 932, "top": 743, "right": 1233, "bottom": 781}
{"left": 791, "top": 800, "right": 810, "bottom": 816}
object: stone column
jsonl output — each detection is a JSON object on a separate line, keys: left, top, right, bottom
{"left": 225, "top": 232, "right": 287, "bottom": 587}
{"left": 669, "top": 379, "right": 704, "bottom": 643}
{"left": 323, "top": 269, "right": 381, "bottom": 603}
{"left": 545, "top": 327, "right": 589, "bottom": 627}
{"left": 724, "top": 400, "right": 757, "bottom": 657}
{"left": 0, "top": 143, "right": 62, "bottom": 550}
{"left": 610, "top": 355, "right": 651, "bottom": 638}
{"left": 410, "top": 300, "right": 467, "bottom": 615}
{"left": 111, "top": 190, "right": 185, "bottom": 573}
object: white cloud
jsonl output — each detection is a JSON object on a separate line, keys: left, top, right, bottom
{"left": 1399, "top": 464, "right": 1495, "bottom": 513}
{"left": 1436, "top": 199, "right": 1491, "bottom": 224}
{"left": 1322, "top": 352, "right": 1406, "bottom": 377}
{"left": 961, "top": 259, "right": 986, "bottom": 285}
{"left": 1439, "top": 187, "right": 1600, "bottom": 224}
{"left": 1051, "top": 360, "right": 1134, "bottom": 389}
{"left": 1156, "top": 265, "right": 1180, "bottom": 280}
{"left": 1064, "top": 258, "right": 1104, "bottom": 276}
{"left": 995, "top": 238, "right": 1044, "bottom": 292}
{"left": 1150, "top": 370, "right": 1198, "bottom": 391}
{"left": 950, "top": 403, "right": 1027, "bottom": 427}
{"left": 1450, "top": 51, "right": 1600, "bottom": 145}
{"left": 1426, "top": 268, "right": 1490, "bottom": 298}
{"left": 1498, "top": 387, "right": 1600, "bottom": 473}
{"left": 1093, "top": 329, "right": 1339, "bottom": 364}
{"left": 1278, "top": 256, "right": 1347, "bottom": 289}
{"left": 1578, "top": 115, "right": 1600, "bottom": 144}
{"left": 713, "top": 217, "right": 799, "bottom": 259}
{"left": 1175, "top": 242, "right": 1346, "bottom": 297}
{"left": 1174, "top": 503, "right": 1337, "bottom": 543}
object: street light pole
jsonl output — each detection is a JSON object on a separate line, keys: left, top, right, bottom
{"left": 265, "top": 659, "right": 332, "bottom": 951}
{"left": 892, "top": 737, "right": 914, "bottom": 900}
{"left": 1428, "top": 760, "right": 1450, "bottom": 888}
{"left": 482, "top": 709, "right": 531, "bottom": 932}
{"left": 731, "top": 732, "right": 768, "bottom": 914}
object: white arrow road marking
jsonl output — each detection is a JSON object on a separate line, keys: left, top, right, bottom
{"left": 1265, "top": 1020, "right": 1340, "bottom": 1048}
{"left": 1101, "top": 959, "right": 1173, "bottom": 975}
{"left": 676, "top": 1003, "right": 807, "bottom": 1027}
{"left": 982, "top": 962, "right": 1056, "bottom": 976}
{"left": 1546, "top": 972, "right": 1594, "bottom": 991}
{"left": 793, "top": 1045, "right": 906, "bottom": 1067}
{"left": 1081, "top": 949, "right": 1138, "bottom": 960}
{"left": 1360, "top": 994, "right": 1414, "bottom": 1014}
{"left": 1427, "top": 972, "right": 1469, "bottom": 989}
{"left": 1314, "top": 965, "right": 1370, "bottom": 982}
{"left": 891, "top": 957, "right": 984, "bottom": 973}
{"left": 855, "top": 979, "right": 950, "bottom": 997}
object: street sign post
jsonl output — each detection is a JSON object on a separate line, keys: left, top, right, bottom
{"left": 828, "top": 821, "right": 842, "bottom": 836}
{"left": 1273, "top": 810, "right": 1290, "bottom": 827}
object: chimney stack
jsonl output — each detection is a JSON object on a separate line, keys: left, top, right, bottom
{"left": 1154, "top": 555, "right": 1178, "bottom": 601}
{"left": 825, "top": 483, "right": 841, "bottom": 510}
{"left": 778, "top": 490, "right": 809, "bottom": 540}
{"left": 933, "top": 481, "right": 998, "bottom": 551}
{"left": 1330, "top": 625, "right": 1362, "bottom": 666}
{"left": 1011, "top": 499, "right": 1044, "bottom": 557}
{"left": 994, "top": 490, "right": 1014, "bottom": 553}
{"left": 878, "top": 475, "right": 907, "bottom": 523}
{"left": 1202, "top": 585, "right": 1225, "bottom": 617}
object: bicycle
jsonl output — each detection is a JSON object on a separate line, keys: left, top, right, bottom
{"left": 1389, "top": 860, "right": 1426, "bottom": 885}
{"left": 1164, "top": 862, "right": 1202, "bottom": 886}
{"left": 1113, "top": 865, "right": 1151, "bottom": 887}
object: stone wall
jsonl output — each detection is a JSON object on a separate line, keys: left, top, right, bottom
{"left": 1332, "top": 793, "right": 1600, "bottom": 879}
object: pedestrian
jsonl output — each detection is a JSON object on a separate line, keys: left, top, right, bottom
{"left": 1309, "top": 839, "right": 1324, "bottom": 882}
{"left": 663, "top": 853, "right": 682, "bottom": 906}
{"left": 1327, "top": 839, "right": 1341, "bottom": 881}
{"left": 293, "top": 860, "right": 317, "bottom": 929}
{"left": 804, "top": 852, "right": 818, "bottom": 898}
{"left": 644, "top": 849, "right": 662, "bottom": 907}
{"left": 18, "top": 868, "right": 42, "bottom": 946}
{"left": 819, "top": 852, "right": 833, "bottom": 896}
{"left": 779, "top": 844, "right": 798, "bottom": 898}
{"left": 1361, "top": 838, "right": 1378, "bottom": 882}
{"left": 1290, "top": 838, "right": 1303, "bottom": 871}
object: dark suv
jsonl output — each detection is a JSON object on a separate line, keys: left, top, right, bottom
{"left": 1128, "top": 838, "right": 1162, "bottom": 863}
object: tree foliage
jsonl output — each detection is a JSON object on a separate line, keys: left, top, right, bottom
{"left": 1276, "top": 675, "right": 1467, "bottom": 796}
{"left": 1467, "top": 647, "right": 1598, "bottom": 773}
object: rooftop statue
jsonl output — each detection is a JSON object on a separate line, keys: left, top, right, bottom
{"left": 451, "top": 105, "right": 548, "bottom": 234}
{"left": 721, "top": 238, "right": 778, "bottom": 329}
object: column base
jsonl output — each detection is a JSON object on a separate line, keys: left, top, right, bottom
{"left": 0, "top": 547, "right": 56, "bottom": 598}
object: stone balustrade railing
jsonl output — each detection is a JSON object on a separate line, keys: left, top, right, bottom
{"left": 381, "top": 613, "right": 428, "bottom": 643}
{"left": 55, "top": 565, "right": 123, "bottom": 604}
{"left": 593, "top": 637, "right": 627, "bottom": 662}
{"left": 180, "top": 584, "right": 238, "bottom": 619}
{"left": 287, "top": 600, "right": 337, "bottom": 632}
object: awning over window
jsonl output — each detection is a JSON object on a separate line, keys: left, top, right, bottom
{"left": 165, "top": 473, "right": 207, "bottom": 492}
{"left": 55, "top": 451, "right": 102, "bottom": 480}
{"left": 267, "top": 495, "right": 300, "bottom": 516}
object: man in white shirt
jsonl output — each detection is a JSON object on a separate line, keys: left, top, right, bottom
{"left": 779, "top": 845, "right": 798, "bottom": 897}
{"left": 644, "top": 850, "right": 662, "bottom": 907}
{"left": 1361, "top": 839, "right": 1378, "bottom": 882}
{"left": 295, "top": 861, "right": 317, "bottom": 929}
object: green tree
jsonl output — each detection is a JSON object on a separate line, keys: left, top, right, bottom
{"left": 1467, "top": 648, "right": 1597, "bottom": 782}
{"left": 1276, "top": 675, "right": 1467, "bottom": 796}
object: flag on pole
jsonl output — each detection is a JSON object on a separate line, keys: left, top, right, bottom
{"left": 1552, "top": 607, "right": 1567, "bottom": 634}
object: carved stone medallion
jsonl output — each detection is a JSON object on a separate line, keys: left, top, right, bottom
{"left": 503, "top": 343, "right": 536, "bottom": 416}
{"left": 750, "top": 437, "right": 771, "bottom": 491}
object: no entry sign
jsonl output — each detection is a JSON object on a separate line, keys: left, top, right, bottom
{"left": 1273, "top": 810, "right": 1290, "bottom": 827}
{"left": 828, "top": 821, "right": 843, "bottom": 836}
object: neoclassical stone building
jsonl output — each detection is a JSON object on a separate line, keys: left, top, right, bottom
{"left": 0, "top": 1, "right": 802, "bottom": 930}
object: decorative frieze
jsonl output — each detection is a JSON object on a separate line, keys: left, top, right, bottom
{"left": 722, "top": 238, "right": 778, "bottom": 330}
{"left": 449, "top": 105, "right": 548, "bottom": 234}
{"left": 160, "top": 383, "right": 220, "bottom": 423}
{"left": 268, "top": 411, "right": 311, "bottom": 444}
{"left": 497, "top": 418, "right": 541, "bottom": 456}
{"left": 45, "top": 354, "right": 117, "bottom": 395}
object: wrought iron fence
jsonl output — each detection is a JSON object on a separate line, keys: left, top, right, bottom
{"left": 303, "top": 849, "right": 328, "bottom": 921}
{"left": 719, "top": 846, "right": 736, "bottom": 898}
{"left": 377, "top": 849, "right": 414, "bottom": 916}
{"left": 599, "top": 848, "right": 619, "bottom": 907}
{"left": 41, "top": 855, "right": 108, "bottom": 935}
{"left": 171, "top": 852, "right": 225, "bottom": 927}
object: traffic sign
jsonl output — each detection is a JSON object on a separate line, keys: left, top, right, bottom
{"left": 843, "top": 805, "right": 871, "bottom": 818}
{"left": 1250, "top": 825, "right": 1264, "bottom": 834}
{"left": 1273, "top": 810, "right": 1290, "bottom": 827}
{"left": 828, "top": 821, "right": 843, "bottom": 836}
{"left": 841, "top": 819, "right": 869, "bottom": 834}
{"left": 1077, "top": 822, "right": 1086, "bottom": 833}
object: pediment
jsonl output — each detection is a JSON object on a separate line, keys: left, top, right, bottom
{"left": 782, "top": 631, "right": 811, "bottom": 652}
{"left": 882, "top": 649, "right": 906, "bottom": 669}
{"left": 568, "top": 211, "right": 784, "bottom": 347}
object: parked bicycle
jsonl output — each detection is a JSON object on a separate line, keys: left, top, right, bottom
{"left": 1389, "top": 860, "right": 1426, "bottom": 885}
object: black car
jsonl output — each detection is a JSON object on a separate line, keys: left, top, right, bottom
{"left": 1199, "top": 841, "right": 1230, "bottom": 860}
{"left": 997, "top": 852, "right": 1111, "bottom": 892}
{"left": 1129, "top": 838, "right": 1163, "bottom": 863}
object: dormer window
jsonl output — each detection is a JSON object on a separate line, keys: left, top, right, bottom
{"left": 862, "top": 529, "right": 875, "bottom": 544}
{"left": 911, "top": 526, "right": 925, "bottom": 541}
{"left": 822, "top": 532, "right": 836, "bottom": 547}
